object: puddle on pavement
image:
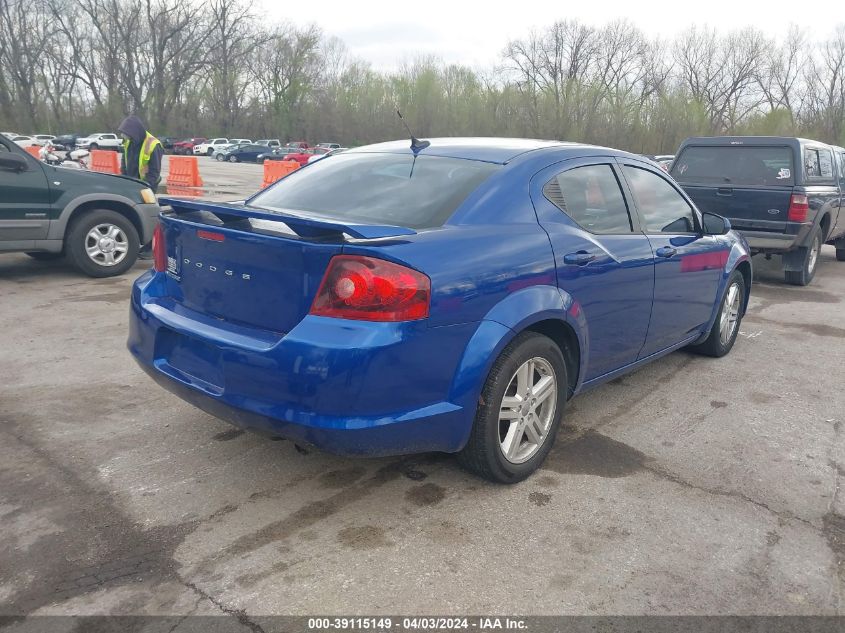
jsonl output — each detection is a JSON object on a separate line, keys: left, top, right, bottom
{"left": 543, "top": 430, "right": 647, "bottom": 478}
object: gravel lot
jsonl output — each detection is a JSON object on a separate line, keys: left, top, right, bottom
{"left": 0, "top": 162, "right": 843, "bottom": 622}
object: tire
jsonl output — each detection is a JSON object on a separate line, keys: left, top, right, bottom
{"left": 784, "top": 225, "right": 822, "bottom": 286}
{"left": 690, "top": 269, "right": 746, "bottom": 358}
{"left": 216, "top": 153, "right": 225, "bottom": 162}
{"left": 457, "top": 332, "right": 567, "bottom": 483}
{"left": 228, "top": 155, "right": 239, "bottom": 163}
{"left": 66, "top": 209, "right": 139, "bottom": 278}
{"left": 207, "top": 148, "right": 213, "bottom": 156}
{"left": 836, "top": 248, "right": 845, "bottom": 262}
{"left": 89, "top": 143, "right": 98, "bottom": 150}
{"left": 25, "top": 251, "right": 63, "bottom": 261}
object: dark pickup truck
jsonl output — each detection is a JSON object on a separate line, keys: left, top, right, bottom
{"left": 671, "top": 137, "right": 845, "bottom": 285}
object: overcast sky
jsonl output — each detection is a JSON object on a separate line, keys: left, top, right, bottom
{"left": 261, "top": 0, "right": 840, "bottom": 71}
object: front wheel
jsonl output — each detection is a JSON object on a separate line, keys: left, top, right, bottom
{"left": 836, "top": 248, "right": 845, "bottom": 262}
{"left": 89, "top": 143, "right": 98, "bottom": 150}
{"left": 784, "top": 226, "right": 822, "bottom": 286}
{"left": 207, "top": 148, "right": 213, "bottom": 156}
{"left": 216, "top": 154, "right": 225, "bottom": 162}
{"left": 690, "top": 269, "right": 746, "bottom": 357}
{"left": 457, "top": 332, "right": 567, "bottom": 483}
{"left": 66, "top": 209, "right": 139, "bottom": 278}
{"left": 228, "top": 155, "right": 239, "bottom": 163}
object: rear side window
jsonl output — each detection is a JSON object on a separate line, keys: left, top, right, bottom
{"left": 623, "top": 166, "right": 697, "bottom": 234}
{"left": 249, "top": 153, "right": 500, "bottom": 229}
{"left": 543, "top": 164, "right": 633, "bottom": 234}
{"left": 805, "top": 147, "right": 834, "bottom": 180}
{"left": 671, "top": 146, "right": 794, "bottom": 186}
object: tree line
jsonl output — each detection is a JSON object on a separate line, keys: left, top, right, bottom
{"left": 1, "top": 0, "right": 844, "bottom": 153}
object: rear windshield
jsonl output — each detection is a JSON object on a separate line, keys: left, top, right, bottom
{"left": 670, "top": 145, "right": 794, "bottom": 186}
{"left": 248, "top": 153, "right": 500, "bottom": 229}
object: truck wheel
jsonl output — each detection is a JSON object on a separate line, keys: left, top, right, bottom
{"left": 836, "top": 249, "right": 845, "bottom": 262}
{"left": 89, "top": 143, "right": 98, "bottom": 150}
{"left": 690, "top": 269, "right": 745, "bottom": 357}
{"left": 784, "top": 226, "right": 822, "bottom": 286}
{"left": 66, "top": 209, "right": 139, "bottom": 278}
{"left": 457, "top": 332, "right": 567, "bottom": 484}
{"left": 25, "top": 252, "right": 64, "bottom": 261}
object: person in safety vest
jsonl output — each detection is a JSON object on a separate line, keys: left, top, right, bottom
{"left": 118, "top": 114, "right": 163, "bottom": 259}
{"left": 118, "top": 114, "right": 163, "bottom": 189}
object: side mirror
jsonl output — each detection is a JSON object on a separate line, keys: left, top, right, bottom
{"left": 0, "top": 152, "right": 28, "bottom": 172}
{"left": 702, "top": 212, "right": 731, "bottom": 235}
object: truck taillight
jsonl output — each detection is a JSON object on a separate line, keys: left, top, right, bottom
{"left": 152, "top": 222, "right": 166, "bottom": 272}
{"left": 310, "top": 255, "right": 430, "bottom": 322}
{"left": 788, "top": 194, "right": 809, "bottom": 222}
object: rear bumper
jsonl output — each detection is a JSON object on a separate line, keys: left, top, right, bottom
{"left": 127, "top": 271, "right": 476, "bottom": 456}
{"left": 730, "top": 222, "right": 812, "bottom": 253}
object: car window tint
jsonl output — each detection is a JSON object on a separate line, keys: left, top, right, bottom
{"left": 543, "top": 164, "right": 632, "bottom": 234}
{"left": 839, "top": 152, "right": 845, "bottom": 184}
{"left": 671, "top": 145, "right": 794, "bottom": 186}
{"left": 249, "top": 153, "right": 499, "bottom": 229}
{"left": 623, "top": 166, "right": 696, "bottom": 233}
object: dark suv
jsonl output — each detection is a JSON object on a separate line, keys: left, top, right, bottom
{"left": 0, "top": 133, "right": 160, "bottom": 277}
{"left": 671, "top": 137, "right": 844, "bottom": 285}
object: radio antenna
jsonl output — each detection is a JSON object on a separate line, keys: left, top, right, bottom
{"left": 396, "top": 110, "right": 430, "bottom": 153}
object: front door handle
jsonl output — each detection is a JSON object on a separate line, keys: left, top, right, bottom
{"left": 563, "top": 251, "right": 596, "bottom": 266}
{"left": 656, "top": 246, "right": 676, "bottom": 258}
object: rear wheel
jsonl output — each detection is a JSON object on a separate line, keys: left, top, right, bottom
{"left": 784, "top": 225, "right": 822, "bottom": 286}
{"left": 207, "top": 148, "right": 213, "bottom": 156}
{"left": 89, "top": 143, "right": 98, "bottom": 150}
{"left": 228, "top": 155, "right": 239, "bottom": 163}
{"left": 690, "top": 269, "right": 745, "bottom": 357}
{"left": 457, "top": 332, "right": 567, "bottom": 483}
{"left": 66, "top": 209, "right": 139, "bottom": 278}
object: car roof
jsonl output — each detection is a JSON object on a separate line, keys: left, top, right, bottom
{"left": 346, "top": 137, "right": 631, "bottom": 164}
{"left": 678, "top": 136, "right": 829, "bottom": 149}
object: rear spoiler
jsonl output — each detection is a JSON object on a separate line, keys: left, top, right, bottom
{"left": 158, "top": 197, "right": 417, "bottom": 240}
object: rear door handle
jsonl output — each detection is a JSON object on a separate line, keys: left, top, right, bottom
{"left": 563, "top": 251, "right": 596, "bottom": 266}
{"left": 716, "top": 187, "right": 733, "bottom": 196}
{"left": 656, "top": 246, "right": 676, "bottom": 258}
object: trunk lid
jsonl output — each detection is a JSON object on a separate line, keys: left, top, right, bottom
{"left": 157, "top": 198, "right": 416, "bottom": 334}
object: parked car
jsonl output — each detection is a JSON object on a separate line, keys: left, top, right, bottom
{"left": 32, "top": 134, "right": 56, "bottom": 146}
{"left": 283, "top": 141, "right": 309, "bottom": 150}
{"left": 0, "top": 134, "right": 160, "bottom": 276}
{"left": 129, "top": 138, "right": 750, "bottom": 482}
{"left": 643, "top": 154, "right": 674, "bottom": 172}
{"left": 285, "top": 147, "right": 330, "bottom": 166}
{"left": 256, "top": 139, "right": 281, "bottom": 148}
{"left": 1, "top": 132, "right": 18, "bottom": 139}
{"left": 11, "top": 135, "right": 39, "bottom": 148}
{"left": 215, "top": 143, "right": 267, "bottom": 163}
{"left": 316, "top": 142, "right": 341, "bottom": 149}
{"left": 671, "top": 136, "right": 845, "bottom": 286}
{"left": 161, "top": 137, "right": 180, "bottom": 153}
{"left": 172, "top": 138, "right": 206, "bottom": 155}
{"left": 53, "top": 133, "right": 85, "bottom": 150}
{"left": 76, "top": 133, "right": 122, "bottom": 151}
{"left": 194, "top": 138, "right": 229, "bottom": 156}
{"left": 258, "top": 148, "right": 296, "bottom": 163}
{"left": 211, "top": 140, "right": 253, "bottom": 160}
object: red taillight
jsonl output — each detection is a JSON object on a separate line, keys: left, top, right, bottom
{"left": 788, "top": 194, "right": 809, "bottom": 222}
{"left": 152, "top": 222, "right": 166, "bottom": 272}
{"left": 310, "top": 255, "right": 430, "bottom": 322}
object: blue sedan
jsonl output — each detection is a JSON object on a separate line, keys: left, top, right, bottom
{"left": 216, "top": 143, "right": 267, "bottom": 163}
{"left": 128, "top": 138, "right": 751, "bottom": 482}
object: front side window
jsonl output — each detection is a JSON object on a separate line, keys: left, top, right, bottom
{"left": 543, "top": 164, "right": 633, "bottom": 234}
{"left": 623, "top": 166, "right": 697, "bottom": 234}
{"left": 249, "top": 153, "right": 500, "bottom": 229}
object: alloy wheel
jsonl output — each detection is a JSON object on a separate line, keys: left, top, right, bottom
{"left": 498, "top": 357, "right": 557, "bottom": 464}
{"left": 85, "top": 223, "right": 128, "bottom": 267}
{"left": 719, "top": 282, "right": 741, "bottom": 346}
